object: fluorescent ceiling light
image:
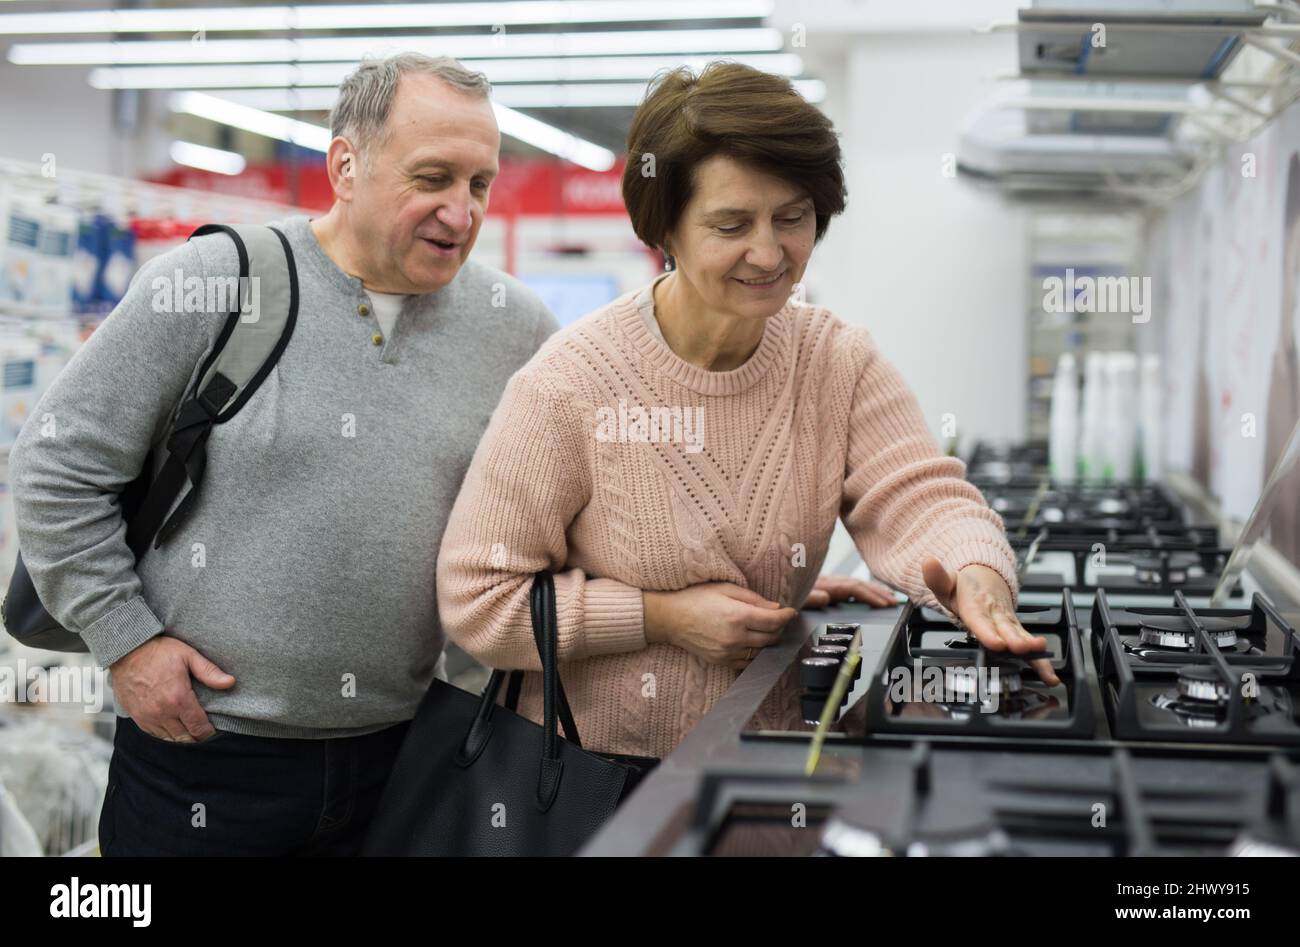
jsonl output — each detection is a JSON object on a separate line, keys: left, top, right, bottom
{"left": 171, "top": 91, "right": 332, "bottom": 150}
{"left": 494, "top": 105, "right": 615, "bottom": 170}
{"left": 9, "top": 28, "right": 784, "bottom": 64}
{"left": 0, "top": 2, "right": 772, "bottom": 35}
{"left": 89, "top": 53, "right": 805, "bottom": 89}
{"left": 170, "top": 91, "right": 617, "bottom": 170}
{"left": 204, "top": 78, "right": 826, "bottom": 111}
{"left": 169, "top": 140, "right": 246, "bottom": 175}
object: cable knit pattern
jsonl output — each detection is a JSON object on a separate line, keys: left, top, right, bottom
{"left": 436, "top": 275, "right": 1019, "bottom": 758}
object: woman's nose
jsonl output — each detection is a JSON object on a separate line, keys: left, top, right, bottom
{"left": 745, "top": 233, "right": 784, "bottom": 270}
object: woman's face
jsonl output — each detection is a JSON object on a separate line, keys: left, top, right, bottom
{"left": 663, "top": 154, "right": 817, "bottom": 322}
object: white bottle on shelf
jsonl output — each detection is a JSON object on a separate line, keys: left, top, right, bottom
{"left": 1048, "top": 352, "right": 1079, "bottom": 484}
{"left": 1138, "top": 354, "right": 1162, "bottom": 483}
{"left": 1080, "top": 352, "right": 1107, "bottom": 482}
{"left": 1105, "top": 352, "right": 1138, "bottom": 483}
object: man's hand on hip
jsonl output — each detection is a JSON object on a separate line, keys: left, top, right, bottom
{"left": 109, "top": 636, "right": 236, "bottom": 742}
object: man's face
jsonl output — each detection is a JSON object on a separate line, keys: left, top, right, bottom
{"left": 351, "top": 74, "right": 500, "bottom": 293}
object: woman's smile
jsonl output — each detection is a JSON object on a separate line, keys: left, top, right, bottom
{"left": 733, "top": 269, "right": 788, "bottom": 289}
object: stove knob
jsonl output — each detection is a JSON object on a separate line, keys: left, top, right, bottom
{"left": 824, "top": 622, "right": 861, "bottom": 635}
{"left": 816, "top": 633, "right": 855, "bottom": 649}
{"left": 810, "top": 645, "right": 848, "bottom": 663}
{"left": 800, "top": 656, "right": 841, "bottom": 690}
{"left": 801, "top": 691, "right": 842, "bottom": 725}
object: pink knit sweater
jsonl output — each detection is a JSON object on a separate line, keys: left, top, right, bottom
{"left": 435, "top": 276, "right": 1018, "bottom": 758}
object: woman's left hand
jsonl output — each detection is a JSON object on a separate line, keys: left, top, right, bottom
{"left": 921, "top": 558, "right": 1061, "bottom": 686}
{"left": 803, "top": 574, "right": 898, "bottom": 609}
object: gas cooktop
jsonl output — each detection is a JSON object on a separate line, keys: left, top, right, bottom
{"left": 666, "top": 446, "right": 1300, "bottom": 856}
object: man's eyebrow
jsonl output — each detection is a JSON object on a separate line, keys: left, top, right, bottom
{"left": 407, "top": 160, "right": 498, "bottom": 179}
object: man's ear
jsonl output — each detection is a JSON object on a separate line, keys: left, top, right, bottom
{"left": 326, "top": 137, "right": 359, "bottom": 200}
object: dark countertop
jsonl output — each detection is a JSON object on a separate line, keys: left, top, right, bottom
{"left": 580, "top": 552, "right": 1300, "bottom": 856}
{"left": 580, "top": 552, "right": 903, "bottom": 856}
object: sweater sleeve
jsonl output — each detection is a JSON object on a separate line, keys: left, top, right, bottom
{"left": 839, "top": 333, "right": 1018, "bottom": 612}
{"left": 436, "top": 367, "right": 646, "bottom": 670}
{"left": 8, "top": 240, "right": 228, "bottom": 667}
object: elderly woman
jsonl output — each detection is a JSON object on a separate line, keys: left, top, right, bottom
{"left": 436, "top": 62, "right": 1056, "bottom": 762}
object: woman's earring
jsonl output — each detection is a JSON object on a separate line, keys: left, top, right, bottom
{"left": 663, "top": 254, "right": 675, "bottom": 272}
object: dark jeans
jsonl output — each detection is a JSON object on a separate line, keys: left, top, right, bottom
{"left": 99, "top": 715, "right": 411, "bottom": 857}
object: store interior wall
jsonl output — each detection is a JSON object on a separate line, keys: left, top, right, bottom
{"left": 1149, "top": 97, "right": 1300, "bottom": 570}
{"left": 805, "top": 31, "right": 1030, "bottom": 571}
{"left": 810, "top": 31, "right": 1028, "bottom": 450}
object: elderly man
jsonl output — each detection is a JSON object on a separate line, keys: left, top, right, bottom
{"left": 9, "top": 54, "right": 558, "bottom": 856}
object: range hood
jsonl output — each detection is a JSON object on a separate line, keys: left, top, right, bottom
{"left": 1018, "top": 0, "right": 1265, "bottom": 80}
{"left": 958, "top": 1, "right": 1283, "bottom": 203}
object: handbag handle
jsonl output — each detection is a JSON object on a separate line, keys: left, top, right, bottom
{"left": 460, "top": 572, "right": 579, "bottom": 811}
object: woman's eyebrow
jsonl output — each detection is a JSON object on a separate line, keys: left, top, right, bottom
{"left": 701, "top": 197, "right": 812, "bottom": 221}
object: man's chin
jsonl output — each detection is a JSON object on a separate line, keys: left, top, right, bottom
{"left": 405, "top": 258, "right": 463, "bottom": 293}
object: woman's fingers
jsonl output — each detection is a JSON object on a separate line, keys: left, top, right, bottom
{"left": 863, "top": 581, "right": 898, "bottom": 607}
{"left": 961, "top": 606, "right": 1008, "bottom": 651}
{"left": 991, "top": 608, "right": 1045, "bottom": 654}
{"left": 920, "top": 557, "right": 957, "bottom": 610}
{"left": 1030, "top": 657, "right": 1061, "bottom": 687}
{"left": 742, "top": 603, "right": 798, "bottom": 633}
{"left": 803, "top": 588, "right": 832, "bottom": 609}
{"left": 991, "top": 607, "right": 1059, "bottom": 685}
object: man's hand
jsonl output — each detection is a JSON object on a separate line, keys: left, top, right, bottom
{"left": 644, "top": 582, "right": 797, "bottom": 670}
{"left": 803, "top": 574, "right": 898, "bottom": 609}
{"left": 920, "top": 558, "right": 1060, "bottom": 686}
{"left": 109, "top": 636, "right": 236, "bottom": 742}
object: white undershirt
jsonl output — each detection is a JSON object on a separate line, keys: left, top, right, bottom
{"left": 365, "top": 289, "right": 407, "bottom": 340}
{"left": 638, "top": 271, "right": 671, "bottom": 343}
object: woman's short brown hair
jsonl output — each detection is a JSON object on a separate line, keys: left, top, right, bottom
{"left": 621, "top": 61, "right": 846, "bottom": 254}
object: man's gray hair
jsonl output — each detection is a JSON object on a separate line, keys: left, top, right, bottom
{"left": 330, "top": 53, "right": 491, "bottom": 158}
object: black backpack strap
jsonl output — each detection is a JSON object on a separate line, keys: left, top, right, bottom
{"left": 125, "top": 224, "right": 298, "bottom": 556}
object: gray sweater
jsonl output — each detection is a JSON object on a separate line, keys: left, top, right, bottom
{"left": 9, "top": 215, "right": 558, "bottom": 738}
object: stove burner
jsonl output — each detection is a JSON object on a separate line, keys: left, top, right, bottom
{"left": 948, "top": 661, "right": 1022, "bottom": 700}
{"left": 1131, "top": 552, "right": 1199, "bottom": 586}
{"left": 1149, "top": 665, "right": 1246, "bottom": 728}
{"left": 1094, "top": 498, "right": 1128, "bottom": 516}
{"left": 1228, "top": 834, "right": 1300, "bottom": 857}
{"left": 817, "top": 818, "right": 1016, "bottom": 857}
{"left": 1176, "top": 666, "right": 1230, "bottom": 704}
{"left": 1136, "top": 615, "right": 1243, "bottom": 651}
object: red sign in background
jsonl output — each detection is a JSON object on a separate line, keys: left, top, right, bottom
{"left": 148, "top": 156, "right": 630, "bottom": 216}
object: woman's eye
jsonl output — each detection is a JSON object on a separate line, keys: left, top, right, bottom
{"left": 778, "top": 214, "right": 805, "bottom": 225}
{"left": 715, "top": 224, "right": 743, "bottom": 234}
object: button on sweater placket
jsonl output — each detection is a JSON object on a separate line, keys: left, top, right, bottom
{"left": 357, "top": 298, "right": 394, "bottom": 362}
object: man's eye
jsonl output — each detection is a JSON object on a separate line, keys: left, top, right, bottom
{"left": 715, "top": 224, "right": 743, "bottom": 234}
{"left": 778, "top": 214, "right": 805, "bottom": 225}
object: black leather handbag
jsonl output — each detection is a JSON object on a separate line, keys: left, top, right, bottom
{"left": 362, "top": 572, "right": 652, "bottom": 857}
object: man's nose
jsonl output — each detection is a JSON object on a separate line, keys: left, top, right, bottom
{"left": 435, "top": 194, "right": 473, "bottom": 234}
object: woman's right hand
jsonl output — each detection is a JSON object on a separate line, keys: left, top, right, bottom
{"left": 643, "top": 583, "right": 797, "bottom": 670}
